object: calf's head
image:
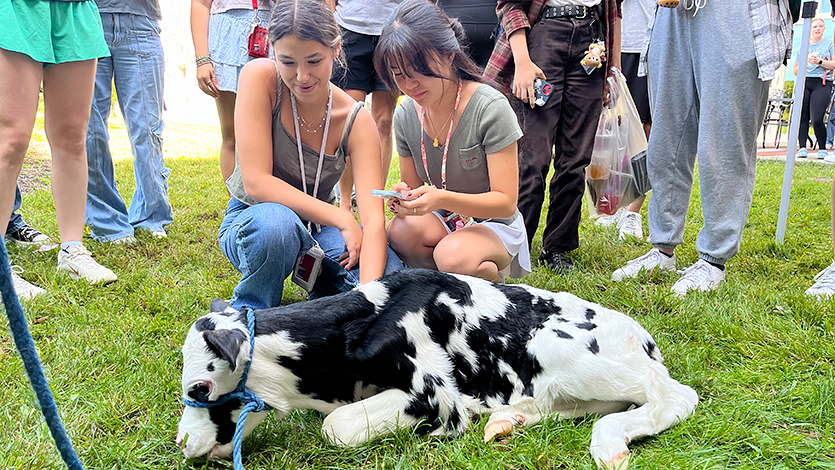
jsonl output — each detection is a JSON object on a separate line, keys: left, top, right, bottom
{"left": 176, "top": 304, "right": 250, "bottom": 459}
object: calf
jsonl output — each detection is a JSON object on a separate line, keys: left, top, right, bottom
{"left": 176, "top": 269, "right": 697, "bottom": 469}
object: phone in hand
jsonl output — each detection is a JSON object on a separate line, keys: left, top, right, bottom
{"left": 372, "top": 189, "right": 415, "bottom": 201}
{"left": 511, "top": 78, "right": 554, "bottom": 107}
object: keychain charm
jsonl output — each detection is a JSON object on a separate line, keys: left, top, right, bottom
{"left": 581, "top": 40, "right": 606, "bottom": 75}
{"left": 657, "top": 0, "right": 679, "bottom": 7}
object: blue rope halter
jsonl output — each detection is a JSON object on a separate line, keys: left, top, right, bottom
{"left": 182, "top": 308, "right": 272, "bottom": 470}
{"left": 0, "top": 242, "right": 84, "bottom": 469}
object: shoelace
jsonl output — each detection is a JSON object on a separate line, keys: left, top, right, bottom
{"left": 677, "top": 261, "right": 712, "bottom": 284}
{"left": 619, "top": 214, "right": 640, "bottom": 233}
{"left": 18, "top": 226, "right": 44, "bottom": 241}
{"left": 10, "top": 265, "right": 25, "bottom": 275}
{"left": 631, "top": 249, "right": 663, "bottom": 267}
{"left": 63, "top": 247, "right": 99, "bottom": 270}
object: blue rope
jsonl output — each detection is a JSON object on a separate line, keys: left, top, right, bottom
{"left": 183, "top": 308, "right": 271, "bottom": 470}
{"left": 0, "top": 242, "right": 84, "bottom": 469}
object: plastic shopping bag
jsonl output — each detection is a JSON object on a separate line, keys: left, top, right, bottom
{"left": 586, "top": 68, "right": 645, "bottom": 216}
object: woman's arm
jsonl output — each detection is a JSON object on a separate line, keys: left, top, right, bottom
{"left": 235, "top": 61, "right": 358, "bottom": 246}
{"left": 348, "top": 109, "right": 388, "bottom": 282}
{"left": 399, "top": 141, "right": 519, "bottom": 220}
{"left": 190, "top": 0, "right": 219, "bottom": 98}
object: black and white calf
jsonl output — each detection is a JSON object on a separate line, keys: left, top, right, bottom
{"left": 177, "top": 269, "right": 697, "bottom": 469}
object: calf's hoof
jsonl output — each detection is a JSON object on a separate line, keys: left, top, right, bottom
{"left": 483, "top": 414, "right": 525, "bottom": 443}
{"left": 601, "top": 451, "right": 629, "bottom": 470}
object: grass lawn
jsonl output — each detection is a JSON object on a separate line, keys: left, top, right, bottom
{"left": 2, "top": 117, "right": 835, "bottom": 470}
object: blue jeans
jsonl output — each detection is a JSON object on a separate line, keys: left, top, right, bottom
{"left": 85, "top": 13, "right": 172, "bottom": 241}
{"left": 827, "top": 100, "right": 835, "bottom": 148}
{"left": 6, "top": 185, "right": 26, "bottom": 235}
{"left": 218, "top": 198, "right": 405, "bottom": 310}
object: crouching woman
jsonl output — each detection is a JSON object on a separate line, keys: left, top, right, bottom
{"left": 374, "top": 0, "right": 530, "bottom": 283}
{"left": 220, "top": 0, "right": 403, "bottom": 310}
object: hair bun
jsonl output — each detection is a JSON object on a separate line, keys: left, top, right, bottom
{"left": 448, "top": 17, "right": 468, "bottom": 48}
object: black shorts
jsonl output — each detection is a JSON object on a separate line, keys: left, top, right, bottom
{"left": 331, "top": 27, "right": 390, "bottom": 92}
{"left": 621, "top": 52, "right": 651, "bottom": 124}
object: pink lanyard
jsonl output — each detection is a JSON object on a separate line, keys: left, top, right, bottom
{"left": 420, "top": 82, "right": 462, "bottom": 190}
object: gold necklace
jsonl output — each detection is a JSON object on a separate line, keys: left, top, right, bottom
{"left": 425, "top": 106, "right": 456, "bottom": 147}
{"left": 297, "top": 105, "right": 326, "bottom": 133}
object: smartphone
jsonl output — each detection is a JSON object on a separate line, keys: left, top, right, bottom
{"left": 532, "top": 78, "right": 553, "bottom": 107}
{"left": 372, "top": 189, "right": 414, "bottom": 200}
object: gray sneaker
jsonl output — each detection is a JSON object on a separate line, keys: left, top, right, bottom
{"left": 57, "top": 245, "right": 117, "bottom": 284}
{"left": 6, "top": 223, "right": 51, "bottom": 247}
{"left": 612, "top": 248, "right": 676, "bottom": 281}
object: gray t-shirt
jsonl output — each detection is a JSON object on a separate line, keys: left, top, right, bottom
{"left": 226, "top": 82, "right": 363, "bottom": 206}
{"left": 621, "top": 0, "right": 655, "bottom": 53}
{"left": 334, "top": 0, "right": 404, "bottom": 36}
{"left": 94, "top": 0, "right": 161, "bottom": 20}
{"left": 393, "top": 83, "right": 522, "bottom": 195}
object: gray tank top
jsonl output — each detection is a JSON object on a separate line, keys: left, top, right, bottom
{"left": 226, "top": 82, "right": 364, "bottom": 206}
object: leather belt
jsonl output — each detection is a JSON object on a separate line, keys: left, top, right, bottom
{"left": 543, "top": 5, "right": 590, "bottom": 19}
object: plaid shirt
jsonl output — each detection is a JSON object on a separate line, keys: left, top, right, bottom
{"left": 483, "top": 0, "right": 622, "bottom": 90}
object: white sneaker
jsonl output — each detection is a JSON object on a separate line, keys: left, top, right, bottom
{"left": 151, "top": 230, "right": 167, "bottom": 238}
{"left": 9, "top": 266, "right": 46, "bottom": 301}
{"left": 825, "top": 153, "right": 835, "bottom": 164}
{"left": 617, "top": 211, "right": 643, "bottom": 240}
{"left": 671, "top": 259, "right": 725, "bottom": 296}
{"left": 806, "top": 261, "right": 835, "bottom": 298}
{"left": 57, "top": 245, "right": 117, "bottom": 284}
{"left": 110, "top": 235, "right": 136, "bottom": 245}
{"left": 595, "top": 208, "right": 624, "bottom": 227}
{"left": 612, "top": 248, "right": 676, "bottom": 281}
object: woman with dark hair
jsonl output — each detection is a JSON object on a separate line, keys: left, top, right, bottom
{"left": 219, "top": 0, "right": 403, "bottom": 310}
{"left": 374, "top": 0, "right": 530, "bottom": 282}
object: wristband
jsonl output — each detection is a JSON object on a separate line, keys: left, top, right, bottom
{"left": 820, "top": 58, "right": 824, "bottom": 65}
{"left": 196, "top": 55, "right": 212, "bottom": 67}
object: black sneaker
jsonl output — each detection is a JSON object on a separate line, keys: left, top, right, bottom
{"left": 539, "top": 250, "right": 574, "bottom": 274}
{"left": 6, "top": 223, "right": 52, "bottom": 246}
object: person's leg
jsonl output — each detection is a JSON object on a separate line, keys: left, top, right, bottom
{"left": 113, "top": 13, "right": 172, "bottom": 233}
{"left": 0, "top": 49, "right": 42, "bottom": 239}
{"left": 827, "top": 101, "right": 835, "bottom": 149}
{"left": 645, "top": 6, "right": 700, "bottom": 256}
{"left": 387, "top": 213, "right": 448, "bottom": 269}
{"left": 515, "top": 18, "right": 563, "bottom": 248}
{"left": 810, "top": 80, "right": 832, "bottom": 157}
{"left": 218, "top": 199, "right": 311, "bottom": 310}
{"left": 85, "top": 12, "right": 133, "bottom": 241}
{"left": 370, "top": 89, "right": 399, "bottom": 184}
{"left": 798, "top": 78, "right": 814, "bottom": 152}
{"left": 217, "top": 90, "right": 237, "bottom": 183}
{"left": 7, "top": 185, "right": 25, "bottom": 234}
{"left": 541, "top": 16, "right": 605, "bottom": 257}
{"left": 42, "top": 59, "right": 98, "bottom": 243}
{"left": 690, "top": 1, "right": 769, "bottom": 267}
{"left": 433, "top": 225, "right": 512, "bottom": 282}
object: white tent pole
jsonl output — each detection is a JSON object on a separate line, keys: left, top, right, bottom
{"left": 776, "top": 1, "right": 818, "bottom": 244}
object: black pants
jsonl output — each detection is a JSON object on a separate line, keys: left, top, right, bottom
{"left": 517, "top": 14, "right": 605, "bottom": 253}
{"left": 799, "top": 76, "right": 833, "bottom": 149}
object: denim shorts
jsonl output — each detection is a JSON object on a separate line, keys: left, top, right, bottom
{"left": 208, "top": 8, "right": 273, "bottom": 93}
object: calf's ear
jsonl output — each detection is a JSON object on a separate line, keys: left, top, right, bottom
{"left": 203, "top": 329, "right": 248, "bottom": 371}
{"left": 210, "top": 298, "right": 234, "bottom": 313}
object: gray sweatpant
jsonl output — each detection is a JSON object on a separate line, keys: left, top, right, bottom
{"left": 646, "top": 0, "right": 770, "bottom": 265}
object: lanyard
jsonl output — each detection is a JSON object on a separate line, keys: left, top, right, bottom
{"left": 290, "top": 85, "right": 332, "bottom": 228}
{"left": 420, "top": 81, "right": 462, "bottom": 190}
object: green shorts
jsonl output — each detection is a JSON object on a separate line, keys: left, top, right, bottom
{"left": 0, "top": 0, "right": 109, "bottom": 65}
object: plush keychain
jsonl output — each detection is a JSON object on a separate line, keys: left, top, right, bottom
{"left": 657, "top": 0, "right": 679, "bottom": 6}
{"left": 581, "top": 41, "right": 606, "bottom": 74}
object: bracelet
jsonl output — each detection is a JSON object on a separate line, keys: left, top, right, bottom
{"left": 195, "top": 55, "right": 212, "bottom": 67}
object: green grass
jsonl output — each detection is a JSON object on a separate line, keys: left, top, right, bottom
{"left": 2, "top": 119, "right": 835, "bottom": 469}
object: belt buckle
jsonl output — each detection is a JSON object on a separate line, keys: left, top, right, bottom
{"left": 576, "top": 6, "right": 588, "bottom": 19}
